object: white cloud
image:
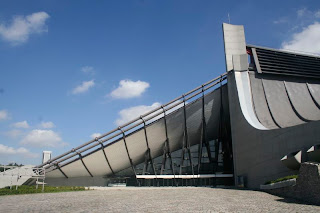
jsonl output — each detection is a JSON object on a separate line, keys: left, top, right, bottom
{"left": 281, "top": 22, "right": 320, "bottom": 55}
{"left": 4, "top": 129, "right": 23, "bottom": 138}
{"left": 40, "top": 121, "right": 55, "bottom": 128}
{"left": 297, "top": 8, "right": 307, "bottom": 17}
{"left": 115, "top": 100, "right": 186, "bottom": 126}
{"left": 0, "top": 12, "right": 49, "bottom": 45}
{"left": 110, "top": 80, "right": 150, "bottom": 99}
{"left": 0, "top": 110, "right": 9, "bottom": 121}
{"left": 0, "top": 144, "right": 38, "bottom": 158}
{"left": 20, "top": 129, "right": 66, "bottom": 148}
{"left": 81, "top": 66, "right": 95, "bottom": 75}
{"left": 72, "top": 80, "right": 95, "bottom": 94}
{"left": 115, "top": 102, "right": 161, "bottom": 126}
{"left": 273, "top": 18, "right": 288, "bottom": 24}
{"left": 11, "top": 120, "right": 29, "bottom": 128}
{"left": 296, "top": 8, "right": 320, "bottom": 19}
{"left": 90, "top": 133, "right": 102, "bottom": 139}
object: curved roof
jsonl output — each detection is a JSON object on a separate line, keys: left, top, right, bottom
{"left": 247, "top": 45, "right": 320, "bottom": 129}
{"left": 46, "top": 77, "right": 229, "bottom": 178}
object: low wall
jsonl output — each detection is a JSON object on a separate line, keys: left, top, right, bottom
{"left": 265, "top": 162, "right": 320, "bottom": 205}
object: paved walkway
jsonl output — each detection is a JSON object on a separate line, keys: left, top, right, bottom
{"left": 0, "top": 187, "right": 319, "bottom": 212}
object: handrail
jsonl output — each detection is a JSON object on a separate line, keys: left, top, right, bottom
{"left": 38, "top": 73, "right": 227, "bottom": 170}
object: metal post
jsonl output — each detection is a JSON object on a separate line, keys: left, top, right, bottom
{"left": 119, "top": 128, "right": 139, "bottom": 185}
{"left": 54, "top": 162, "right": 68, "bottom": 178}
{"left": 161, "top": 106, "right": 176, "bottom": 183}
{"left": 179, "top": 144, "right": 185, "bottom": 175}
{"left": 36, "top": 178, "right": 39, "bottom": 190}
{"left": 198, "top": 130, "right": 203, "bottom": 174}
{"left": 201, "top": 84, "right": 213, "bottom": 165}
{"left": 96, "top": 139, "right": 115, "bottom": 175}
{"left": 143, "top": 149, "right": 150, "bottom": 174}
{"left": 217, "top": 77, "right": 224, "bottom": 176}
{"left": 182, "top": 95, "right": 195, "bottom": 184}
{"left": 73, "top": 150, "right": 93, "bottom": 177}
{"left": 140, "top": 116, "right": 157, "bottom": 176}
{"left": 160, "top": 144, "right": 168, "bottom": 175}
{"left": 42, "top": 168, "right": 45, "bottom": 192}
{"left": 198, "top": 85, "right": 205, "bottom": 175}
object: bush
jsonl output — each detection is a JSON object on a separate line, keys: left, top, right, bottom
{"left": 0, "top": 185, "right": 86, "bottom": 196}
{"left": 264, "top": 175, "right": 298, "bottom": 185}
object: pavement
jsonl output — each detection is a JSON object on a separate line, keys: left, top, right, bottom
{"left": 0, "top": 187, "right": 319, "bottom": 212}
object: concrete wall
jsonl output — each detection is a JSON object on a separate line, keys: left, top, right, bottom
{"left": 228, "top": 71, "right": 320, "bottom": 188}
{"left": 266, "top": 162, "right": 320, "bottom": 205}
{"left": 46, "top": 176, "right": 108, "bottom": 186}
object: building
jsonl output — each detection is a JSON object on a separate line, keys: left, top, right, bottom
{"left": 41, "top": 24, "right": 320, "bottom": 188}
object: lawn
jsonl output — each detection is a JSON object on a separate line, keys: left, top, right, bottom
{"left": 0, "top": 185, "right": 86, "bottom": 196}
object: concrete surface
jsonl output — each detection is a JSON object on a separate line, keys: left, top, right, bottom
{"left": 0, "top": 187, "right": 319, "bottom": 212}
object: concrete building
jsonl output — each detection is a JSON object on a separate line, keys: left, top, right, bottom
{"left": 36, "top": 23, "right": 320, "bottom": 188}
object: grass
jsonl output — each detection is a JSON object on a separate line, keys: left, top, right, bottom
{"left": 0, "top": 185, "right": 86, "bottom": 196}
{"left": 264, "top": 175, "right": 298, "bottom": 185}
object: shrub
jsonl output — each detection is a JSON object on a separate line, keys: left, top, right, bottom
{"left": 264, "top": 175, "right": 298, "bottom": 185}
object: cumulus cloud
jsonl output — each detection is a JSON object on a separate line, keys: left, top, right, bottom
{"left": 115, "top": 101, "right": 185, "bottom": 126}
{"left": 72, "top": 80, "right": 95, "bottom": 94}
{"left": 90, "top": 133, "right": 102, "bottom": 139}
{"left": 281, "top": 22, "right": 320, "bottom": 55}
{"left": 81, "top": 66, "right": 95, "bottom": 75}
{"left": 20, "top": 129, "right": 66, "bottom": 148}
{"left": 115, "top": 102, "right": 161, "bottom": 126}
{"left": 40, "top": 121, "right": 55, "bottom": 128}
{"left": 4, "top": 129, "right": 23, "bottom": 138}
{"left": 0, "top": 12, "right": 49, "bottom": 45}
{"left": 11, "top": 120, "right": 29, "bottom": 129}
{"left": 110, "top": 80, "right": 150, "bottom": 99}
{"left": 0, "top": 144, "right": 38, "bottom": 158}
{"left": 0, "top": 110, "right": 9, "bottom": 121}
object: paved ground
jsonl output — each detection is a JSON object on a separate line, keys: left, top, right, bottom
{"left": 0, "top": 187, "right": 319, "bottom": 212}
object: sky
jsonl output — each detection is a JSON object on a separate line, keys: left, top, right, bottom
{"left": 1, "top": 0, "right": 320, "bottom": 165}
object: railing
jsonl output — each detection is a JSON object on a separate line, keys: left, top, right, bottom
{"left": 0, "top": 166, "right": 45, "bottom": 190}
{"left": 39, "top": 73, "right": 227, "bottom": 171}
{"left": 0, "top": 166, "right": 18, "bottom": 173}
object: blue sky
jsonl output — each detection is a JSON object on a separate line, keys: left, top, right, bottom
{"left": 1, "top": 0, "right": 320, "bottom": 165}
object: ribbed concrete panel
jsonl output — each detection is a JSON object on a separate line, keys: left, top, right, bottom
{"left": 125, "top": 130, "right": 148, "bottom": 165}
{"left": 221, "top": 85, "right": 230, "bottom": 127}
{"left": 62, "top": 160, "right": 91, "bottom": 178}
{"left": 82, "top": 150, "right": 112, "bottom": 176}
{"left": 205, "top": 88, "right": 221, "bottom": 140}
{"left": 166, "top": 108, "right": 184, "bottom": 153}
{"left": 49, "top": 86, "right": 227, "bottom": 178}
{"left": 46, "top": 169, "right": 66, "bottom": 178}
{"left": 285, "top": 82, "right": 320, "bottom": 121}
{"left": 249, "top": 72, "right": 278, "bottom": 129}
{"left": 186, "top": 98, "right": 202, "bottom": 147}
{"left": 308, "top": 83, "right": 320, "bottom": 107}
{"left": 146, "top": 119, "right": 167, "bottom": 160}
{"left": 262, "top": 79, "right": 304, "bottom": 128}
{"left": 104, "top": 140, "right": 131, "bottom": 174}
